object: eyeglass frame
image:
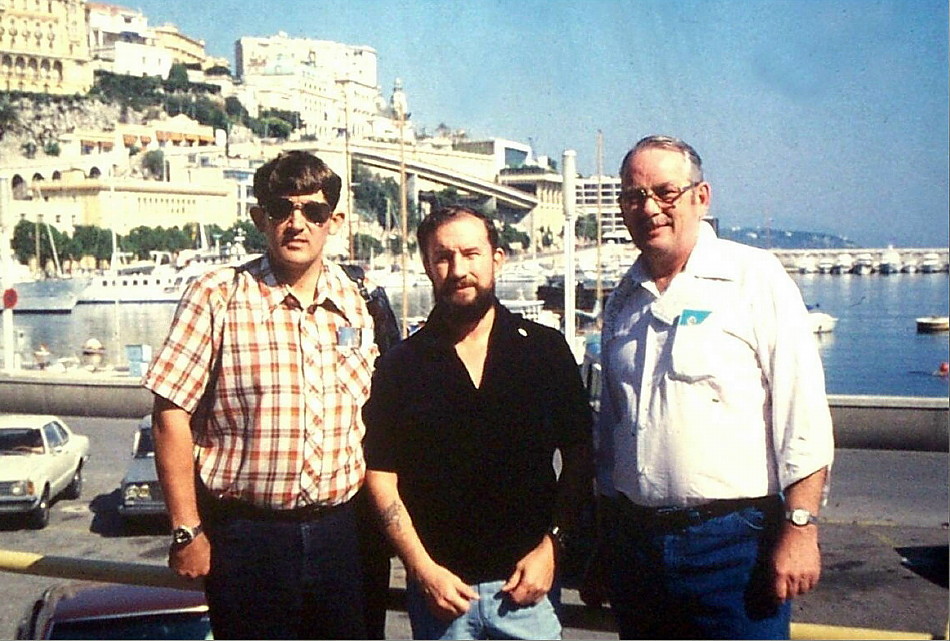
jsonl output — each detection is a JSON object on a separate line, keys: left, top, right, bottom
{"left": 262, "top": 197, "right": 335, "bottom": 225}
{"left": 618, "top": 182, "right": 701, "bottom": 210}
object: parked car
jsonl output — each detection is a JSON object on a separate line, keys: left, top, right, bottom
{"left": 117, "top": 414, "right": 168, "bottom": 527}
{"left": 0, "top": 414, "right": 89, "bottom": 529}
{"left": 15, "top": 582, "right": 210, "bottom": 639}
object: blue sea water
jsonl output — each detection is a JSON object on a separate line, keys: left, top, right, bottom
{"left": 5, "top": 272, "right": 948, "bottom": 398}
{"left": 792, "top": 272, "right": 949, "bottom": 398}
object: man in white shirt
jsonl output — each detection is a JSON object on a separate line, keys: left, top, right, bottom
{"left": 593, "top": 135, "right": 834, "bottom": 639}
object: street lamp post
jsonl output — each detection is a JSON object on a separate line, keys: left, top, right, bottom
{"left": 391, "top": 80, "right": 410, "bottom": 337}
{"left": 398, "top": 113, "right": 409, "bottom": 337}
{"left": 336, "top": 79, "right": 355, "bottom": 261}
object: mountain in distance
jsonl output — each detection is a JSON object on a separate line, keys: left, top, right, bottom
{"left": 718, "top": 225, "right": 860, "bottom": 250}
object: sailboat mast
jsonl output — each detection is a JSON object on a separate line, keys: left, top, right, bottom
{"left": 595, "top": 131, "right": 604, "bottom": 309}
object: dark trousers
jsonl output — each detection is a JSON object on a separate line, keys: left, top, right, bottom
{"left": 608, "top": 496, "right": 790, "bottom": 640}
{"left": 202, "top": 499, "right": 367, "bottom": 640}
{"left": 354, "top": 486, "right": 393, "bottom": 639}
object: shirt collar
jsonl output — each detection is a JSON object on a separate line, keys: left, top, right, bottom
{"left": 254, "top": 255, "right": 362, "bottom": 323}
{"left": 625, "top": 221, "right": 737, "bottom": 288}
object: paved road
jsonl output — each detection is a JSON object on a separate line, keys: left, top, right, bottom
{"left": 0, "top": 416, "right": 946, "bottom": 639}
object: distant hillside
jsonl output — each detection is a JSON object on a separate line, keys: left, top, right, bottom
{"left": 719, "top": 226, "right": 860, "bottom": 250}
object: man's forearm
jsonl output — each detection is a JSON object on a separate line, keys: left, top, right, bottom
{"left": 783, "top": 466, "right": 828, "bottom": 514}
{"left": 152, "top": 396, "right": 201, "bottom": 526}
{"left": 364, "top": 470, "right": 436, "bottom": 578}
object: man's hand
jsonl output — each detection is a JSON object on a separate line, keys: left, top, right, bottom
{"left": 501, "top": 535, "right": 556, "bottom": 606}
{"left": 169, "top": 533, "right": 211, "bottom": 580}
{"left": 414, "top": 562, "right": 479, "bottom": 622}
{"left": 771, "top": 523, "right": 821, "bottom": 602}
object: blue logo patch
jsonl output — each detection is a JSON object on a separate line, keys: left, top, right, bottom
{"left": 679, "top": 309, "right": 712, "bottom": 326}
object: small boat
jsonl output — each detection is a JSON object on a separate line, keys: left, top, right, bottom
{"left": 816, "top": 257, "right": 835, "bottom": 274}
{"left": 915, "top": 316, "right": 949, "bottom": 333}
{"left": 797, "top": 255, "right": 818, "bottom": 274}
{"left": 810, "top": 311, "right": 838, "bottom": 334}
{"left": 830, "top": 253, "right": 853, "bottom": 275}
{"left": 851, "top": 253, "right": 874, "bottom": 275}
{"left": 918, "top": 253, "right": 944, "bottom": 274}
{"left": 878, "top": 247, "right": 902, "bottom": 274}
{"left": 807, "top": 304, "right": 837, "bottom": 334}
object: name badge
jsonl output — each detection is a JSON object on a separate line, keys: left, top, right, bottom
{"left": 336, "top": 326, "right": 360, "bottom": 348}
{"left": 679, "top": 309, "right": 711, "bottom": 326}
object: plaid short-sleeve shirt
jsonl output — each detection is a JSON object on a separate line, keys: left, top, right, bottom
{"left": 144, "top": 255, "right": 377, "bottom": 510}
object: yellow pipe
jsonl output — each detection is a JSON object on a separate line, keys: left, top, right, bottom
{"left": 0, "top": 548, "right": 202, "bottom": 592}
{"left": 792, "top": 622, "right": 938, "bottom": 640}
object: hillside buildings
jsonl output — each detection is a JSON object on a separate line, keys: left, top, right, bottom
{"left": 1, "top": 4, "right": 626, "bottom": 255}
{"left": 0, "top": 0, "right": 93, "bottom": 94}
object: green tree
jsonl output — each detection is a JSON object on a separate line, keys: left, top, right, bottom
{"left": 352, "top": 164, "right": 400, "bottom": 229}
{"left": 11, "top": 220, "right": 71, "bottom": 272}
{"left": 0, "top": 100, "right": 19, "bottom": 140}
{"left": 227, "top": 220, "right": 266, "bottom": 253}
{"left": 71, "top": 225, "right": 116, "bottom": 262}
{"left": 575, "top": 213, "right": 598, "bottom": 241}
{"left": 351, "top": 233, "right": 383, "bottom": 263}
{"left": 496, "top": 222, "right": 529, "bottom": 253}
{"left": 143, "top": 149, "right": 164, "bottom": 179}
{"left": 224, "top": 96, "right": 248, "bottom": 120}
{"left": 165, "top": 63, "right": 191, "bottom": 93}
{"left": 90, "top": 70, "right": 163, "bottom": 111}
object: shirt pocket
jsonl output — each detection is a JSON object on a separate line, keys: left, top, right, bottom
{"left": 668, "top": 310, "right": 753, "bottom": 384}
{"left": 335, "top": 344, "right": 373, "bottom": 403}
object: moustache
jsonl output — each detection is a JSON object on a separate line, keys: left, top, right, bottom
{"left": 439, "top": 278, "right": 478, "bottom": 295}
{"left": 640, "top": 214, "right": 671, "bottom": 230}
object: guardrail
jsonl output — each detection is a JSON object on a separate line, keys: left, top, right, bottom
{"left": 0, "top": 549, "right": 943, "bottom": 640}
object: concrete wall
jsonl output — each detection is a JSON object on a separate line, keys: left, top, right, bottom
{"left": 0, "top": 373, "right": 152, "bottom": 419}
{"left": 0, "top": 374, "right": 946, "bottom": 452}
{"left": 827, "top": 394, "right": 948, "bottom": 452}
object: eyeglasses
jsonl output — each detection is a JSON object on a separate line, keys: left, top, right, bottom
{"left": 618, "top": 182, "right": 699, "bottom": 209}
{"left": 263, "top": 198, "right": 334, "bottom": 225}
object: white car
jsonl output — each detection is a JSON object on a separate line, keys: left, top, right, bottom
{"left": 0, "top": 414, "right": 90, "bottom": 529}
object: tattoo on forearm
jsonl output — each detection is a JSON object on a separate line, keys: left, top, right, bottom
{"left": 381, "top": 500, "right": 405, "bottom": 531}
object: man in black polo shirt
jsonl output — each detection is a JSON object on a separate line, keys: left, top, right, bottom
{"left": 363, "top": 205, "right": 593, "bottom": 640}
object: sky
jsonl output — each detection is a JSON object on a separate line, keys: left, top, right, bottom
{"left": 126, "top": 0, "right": 948, "bottom": 248}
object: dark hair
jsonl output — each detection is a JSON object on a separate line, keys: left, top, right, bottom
{"left": 619, "top": 135, "right": 704, "bottom": 183}
{"left": 416, "top": 205, "right": 500, "bottom": 257}
{"left": 253, "top": 150, "right": 342, "bottom": 209}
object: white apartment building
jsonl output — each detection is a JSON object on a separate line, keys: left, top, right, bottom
{"left": 235, "top": 32, "right": 408, "bottom": 143}
{"left": 86, "top": 3, "right": 220, "bottom": 79}
{"left": 576, "top": 175, "right": 627, "bottom": 242}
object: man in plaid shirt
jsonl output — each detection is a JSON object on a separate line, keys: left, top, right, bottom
{"left": 144, "top": 151, "right": 377, "bottom": 639}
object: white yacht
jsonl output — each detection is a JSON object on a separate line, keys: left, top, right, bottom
{"left": 830, "top": 253, "right": 854, "bottom": 275}
{"left": 851, "top": 253, "right": 875, "bottom": 275}
{"left": 878, "top": 247, "right": 902, "bottom": 275}
{"left": 918, "top": 252, "right": 943, "bottom": 274}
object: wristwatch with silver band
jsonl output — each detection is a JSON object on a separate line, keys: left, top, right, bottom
{"left": 171, "top": 523, "right": 203, "bottom": 547}
{"left": 784, "top": 508, "right": 819, "bottom": 527}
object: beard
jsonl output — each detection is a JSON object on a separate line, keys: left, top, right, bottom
{"left": 433, "top": 277, "right": 496, "bottom": 326}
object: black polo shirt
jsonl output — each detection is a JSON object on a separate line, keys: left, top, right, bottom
{"left": 363, "top": 301, "right": 592, "bottom": 583}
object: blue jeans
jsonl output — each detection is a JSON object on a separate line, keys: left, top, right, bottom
{"left": 203, "top": 501, "right": 366, "bottom": 639}
{"left": 608, "top": 499, "right": 791, "bottom": 639}
{"left": 406, "top": 578, "right": 562, "bottom": 640}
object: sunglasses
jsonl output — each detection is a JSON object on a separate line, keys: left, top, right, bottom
{"left": 263, "top": 198, "right": 334, "bottom": 224}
